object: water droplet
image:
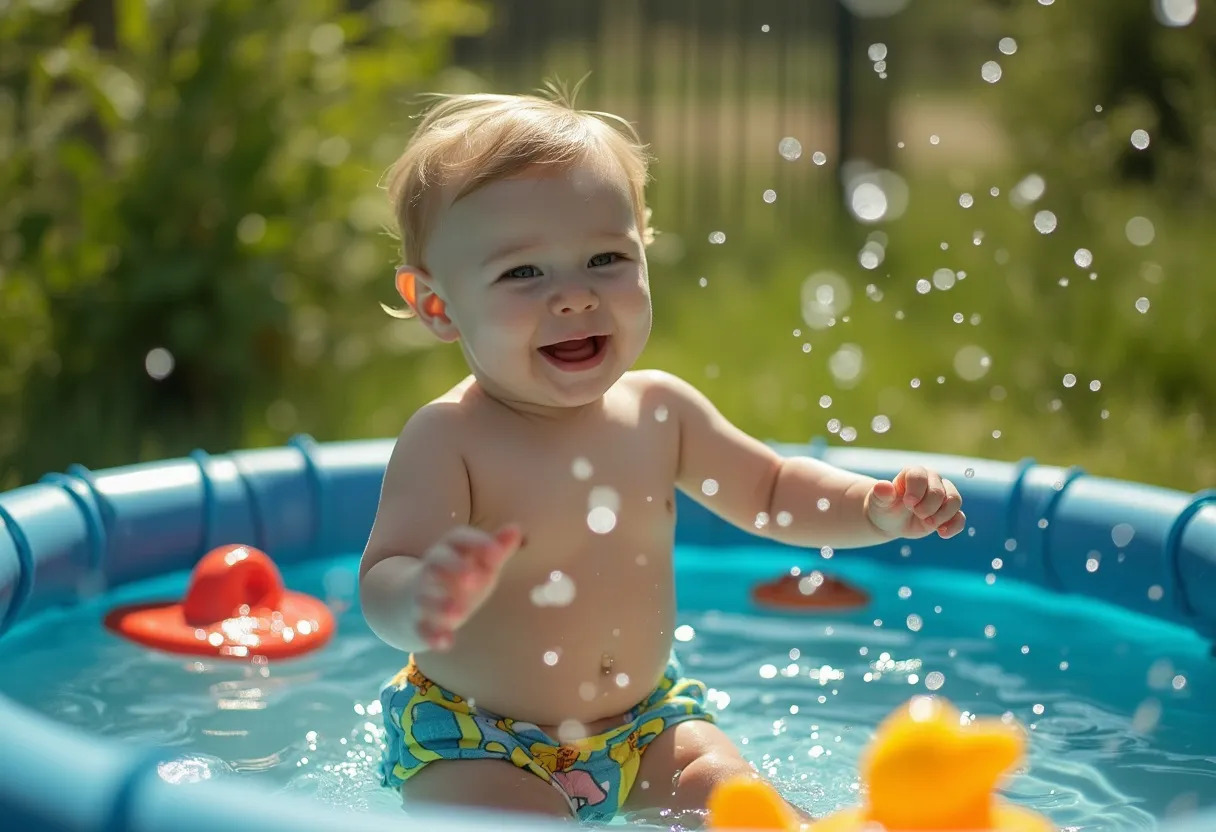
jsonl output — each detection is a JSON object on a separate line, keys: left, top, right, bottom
{"left": 1112, "top": 522, "right": 1135, "bottom": 547}
{"left": 819, "top": 395, "right": 833, "bottom": 408}
{"left": 1033, "top": 210, "right": 1058, "bottom": 234}
{"left": 674, "top": 624, "right": 696, "bottom": 642}
{"left": 906, "top": 614, "right": 923, "bottom": 632}
{"left": 1033, "top": 703, "right": 1045, "bottom": 715}
{"left": 1148, "top": 585, "right": 1164, "bottom": 601}
{"left": 933, "top": 267, "right": 957, "bottom": 290}
{"left": 615, "top": 673, "right": 630, "bottom": 688}
{"left": 959, "top": 192, "right": 974, "bottom": 208}
{"left": 840, "top": 426, "right": 858, "bottom": 443}
{"left": 801, "top": 271, "right": 852, "bottom": 330}
{"left": 529, "top": 570, "right": 577, "bottom": 607}
{"left": 858, "top": 241, "right": 885, "bottom": 269}
{"left": 925, "top": 671, "right": 945, "bottom": 690}
{"left": 776, "top": 511, "right": 793, "bottom": 527}
{"left": 867, "top": 42, "right": 888, "bottom": 61}
{"left": 981, "top": 60, "right": 1003, "bottom": 83}
{"left": 953, "top": 345, "right": 992, "bottom": 381}
{"left": 578, "top": 682, "right": 597, "bottom": 701}
{"left": 951, "top": 312, "right": 964, "bottom": 324}
{"left": 827, "top": 418, "right": 841, "bottom": 434}
{"left": 916, "top": 278, "right": 931, "bottom": 294}
{"left": 812, "top": 151, "right": 827, "bottom": 166}
{"left": 701, "top": 478, "right": 719, "bottom": 497}
{"left": 1154, "top": 0, "right": 1197, "bottom": 27}
{"left": 1130, "top": 129, "right": 1151, "bottom": 150}
{"left": 587, "top": 506, "right": 617, "bottom": 534}
{"left": 828, "top": 343, "right": 864, "bottom": 384}
{"left": 778, "top": 137, "right": 802, "bottom": 160}
{"left": 1172, "top": 674, "right": 1188, "bottom": 690}
{"left": 1089, "top": 379, "right": 1101, "bottom": 391}
{"left": 571, "top": 457, "right": 593, "bottom": 480}
{"left": 1011, "top": 174, "right": 1046, "bottom": 205}
{"left": 1135, "top": 297, "right": 1151, "bottom": 314}
{"left": 759, "top": 664, "right": 778, "bottom": 679}
{"left": 871, "top": 415, "right": 891, "bottom": 434}
{"left": 992, "top": 557, "right": 1004, "bottom": 570}
{"left": 1125, "top": 216, "right": 1155, "bottom": 246}
{"left": 145, "top": 347, "right": 175, "bottom": 380}
{"left": 850, "top": 181, "right": 889, "bottom": 222}
{"left": 817, "top": 497, "right": 832, "bottom": 511}
{"left": 543, "top": 650, "right": 560, "bottom": 666}
{"left": 654, "top": 404, "right": 669, "bottom": 422}
{"left": 984, "top": 624, "right": 997, "bottom": 638}
{"left": 1063, "top": 373, "right": 1076, "bottom": 388}
{"left": 708, "top": 231, "right": 726, "bottom": 245}
{"left": 1073, "top": 248, "right": 1093, "bottom": 268}
{"left": 998, "top": 37, "right": 1018, "bottom": 54}
{"left": 761, "top": 188, "right": 777, "bottom": 204}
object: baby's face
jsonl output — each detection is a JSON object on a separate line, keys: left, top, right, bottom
{"left": 425, "top": 155, "right": 652, "bottom": 410}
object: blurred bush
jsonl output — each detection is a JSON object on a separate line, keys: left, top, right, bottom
{"left": 0, "top": 0, "right": 487, "bottom": 487}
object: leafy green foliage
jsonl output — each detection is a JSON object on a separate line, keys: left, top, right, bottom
{"left": 0, "top": 0, "right": 487, "bottom": 486}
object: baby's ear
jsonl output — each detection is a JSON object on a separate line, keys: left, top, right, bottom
{"left": 394, "top": 266, "right": 459, "bottom": 342}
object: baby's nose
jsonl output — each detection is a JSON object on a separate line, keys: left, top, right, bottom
{"left": 550, "top": 286, "right": 599, "bottom": 315}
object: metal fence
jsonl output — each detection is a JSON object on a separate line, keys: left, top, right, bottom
{"left": 450, "top": 0, "right": 878, "bottom": 239}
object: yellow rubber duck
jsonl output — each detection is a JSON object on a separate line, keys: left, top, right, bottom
{"left": 707, "top": 696, "right": 1053, "bottom": 832}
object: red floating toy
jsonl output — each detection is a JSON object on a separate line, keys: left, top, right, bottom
{"left": 105, "top": 544, "right": 335, "bottom": 660}
{"left": 752, "top": 570, "right": 870, "bottom": 611}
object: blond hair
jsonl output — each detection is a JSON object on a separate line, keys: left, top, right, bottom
{"left": 382, "top": 81, "right": 653, "bottom": 317}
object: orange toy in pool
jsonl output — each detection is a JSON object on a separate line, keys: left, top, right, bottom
{"left": 105, "top": 544, "right": 334, "bottom": 660}
{"left": 751, "top": 570, "right": 869, "bottom": 611}
{"left": 707, "top": 696, "right": 1052, "bottom": 832}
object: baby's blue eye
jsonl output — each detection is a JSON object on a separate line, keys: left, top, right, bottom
{"left": 502, "top": 265, "right": 542, "bottom": 280}
{"left": 588, "top": 252, "right": 622, "bottom": 268}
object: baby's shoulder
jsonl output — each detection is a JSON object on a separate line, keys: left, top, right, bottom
{"left": 619, "top": 369, "right": 705, "bottom": 406}
{"left": 396, "top": 379, "right": 483, "bottom": 448}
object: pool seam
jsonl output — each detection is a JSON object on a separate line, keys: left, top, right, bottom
{"left": 288, "top": 433, "right": 325, "bottom": 559}
{"left": 189, "top": 449, "right": 218, "bottom": 559}
{"left": 41, "top": 471, "right": 108, "bottom": 575}
{"left": 0, "top": 500, "right": 34, "bottom": 638}
{"left": 1164, "top": 488, "right": 1216, "bottom": 623}
{"left": 100, "top": 747, "right": 166, "bottom": 832}
{"left": 1037, "top": 466, "right": 1086, "bottom": 593}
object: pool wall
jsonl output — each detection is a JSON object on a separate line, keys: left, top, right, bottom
{"left": 1, "top": 437, "right": 1214, "bottom": 832}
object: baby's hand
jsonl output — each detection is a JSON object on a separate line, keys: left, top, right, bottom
{"left": 412, "top": 524, "right": 523, "bottom": 651}
{"left": 866, "top": 467, "right": 966, "bottom": 540}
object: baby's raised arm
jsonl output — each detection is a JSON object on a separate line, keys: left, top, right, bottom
{"left": 359, "top": 405, "right": 521, "bottom": 653}
{"left": 642, "top": 370, "right": 964, "bottom": 549}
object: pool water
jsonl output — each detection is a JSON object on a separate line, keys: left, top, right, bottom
{"left": 1, "top": 544, "right": 1212, "bottom": 830}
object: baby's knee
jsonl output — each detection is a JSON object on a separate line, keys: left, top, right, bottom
{"left": 676, "top": 750, "right": 757, "bottom": 798}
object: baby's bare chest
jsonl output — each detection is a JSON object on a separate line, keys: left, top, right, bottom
{"left": 464, "top": 420, "right": 679, "bottom": 566}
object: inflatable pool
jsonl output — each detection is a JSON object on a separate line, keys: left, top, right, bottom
{"left": 1, "top": 437, "right": 1214, "bottom": 831}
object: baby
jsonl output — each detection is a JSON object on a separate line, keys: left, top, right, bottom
{"left": 359, "top": 87, "right": 966, "bottom": 825}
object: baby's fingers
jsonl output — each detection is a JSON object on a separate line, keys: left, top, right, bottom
{"left": 937, "top": 511, "right": 967, "bottom": 539}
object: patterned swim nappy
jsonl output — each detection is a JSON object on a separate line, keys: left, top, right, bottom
{"left": 379, "top": 651, "right": 715, "bottom": 821}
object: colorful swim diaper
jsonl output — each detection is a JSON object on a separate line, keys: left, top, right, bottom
{"left": 379, "top": 652, "right": 715, "bottom": 821}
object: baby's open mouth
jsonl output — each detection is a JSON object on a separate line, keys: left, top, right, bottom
{"left": 539, "top": 335, "right": 607, "bottom": 367}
